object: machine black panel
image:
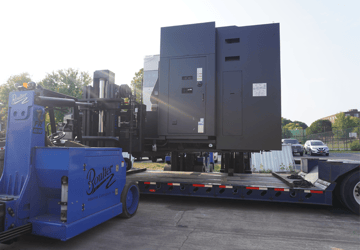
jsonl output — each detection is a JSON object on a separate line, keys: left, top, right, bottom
{"left": 144, "top": 111, "right": 158, "bottom": 138}
{"left": 158, "top": 22, "right": 216, "bottom": 138}
{"left": 160, "top": 22, "right": 216, "bottom": 57}
{"left": 222, "top": 71, "right": 242, "bottom": 136}
{"left": 168, "top": 57, "right": 206, "bottom": 134}
{"left": 216, "top": 23, "right": 281, "bottom": 150}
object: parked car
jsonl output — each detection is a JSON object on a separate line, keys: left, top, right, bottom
{"left": 282, "top": 138, "right": 304, "bottom": 156}
{"left": 304, "top": 140, "right": 329, "bottom": 156}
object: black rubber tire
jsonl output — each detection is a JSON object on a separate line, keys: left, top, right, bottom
{"left": 326, "top": 153, "right": 329, "bottom": 156}
{"left": 151, "top": 156, "right": 157, "bottom": 163}
{"left": 339, "top": 170, "right": 360, "bottom": 215}
{"left": 300, "top": 152, "right": 303, "bottom": 156}
{"left": 124, "top": 158, "right": 132, "bottom": 171}
{"left": 214, "top": 159, "right": 218, "bottom": 163}
{"left": 310, "top": 151, "right": 313, "bottom": 156}
{"left": 120, "top": 181, "right": 140, "bottom": 218}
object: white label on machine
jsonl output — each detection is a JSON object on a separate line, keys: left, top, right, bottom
{"left": 197, "top": 68, "right": 203, "bottom": 81}
{"left": 198, "top": 118, "right": 204, "bottom": 133}
{"left": 252, "top": 83, "right": 267, "bottom": 97}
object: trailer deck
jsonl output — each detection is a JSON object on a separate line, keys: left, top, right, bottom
{"left": 128, "top": 170, "right": 331, "bottom": 206}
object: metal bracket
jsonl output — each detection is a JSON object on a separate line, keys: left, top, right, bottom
{"left": 0, "top": 197, "right": 14, "bottom": 201}
{"left": 0, "top": 223, "right": 32, "bottom": 243}
{"left": 293, "top": 180, "right": 313, "bottom": 188}
{"left": 272, "top": 172, "right": 294, "bottom": 188}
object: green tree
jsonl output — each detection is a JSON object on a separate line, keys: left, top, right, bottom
{"left": 332, "top": 113, "right": 360, "bottom": 138}
{"left": 281, "top": 118, "right": 307, "bottom": 129}
{"left": 281, "top": 117, "right": 292, "bottom": 127}
{"left": 283, "top": 122, "right": 303, "bottom": 131}
{"left": 282, "top": 127, "right": 292, "bottom": 138}
{"left": 39, "top": 68, "right": 92, "bottom": 99}
{"left": 306, "top": 119, "right": 332, "bottom": 135}
{"left": 350, "top": 117, "right": 360, "bottom": 136}
{"left": 130, "top": 68, "right": 143, "bottom": 103}
{"left": 350, "top": 140, "right": 360, "bottom": 151}
{"left": 349, "top": 116, "right": 360, "bottom": 127}
{"left": 0, "top": 73, "right": 32, "bottom": 134}
{"left": 281, "top": 118, "right": 307, "bottom": 139}
{"left": 38, "top": 68, "right": 92, "bottom": 125}
{"left": 293, "top": 120, "right": 308, "bottom": 129}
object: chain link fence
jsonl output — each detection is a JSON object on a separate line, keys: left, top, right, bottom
{"left": 283, "top": 126, "right": 360, "bottom": 150}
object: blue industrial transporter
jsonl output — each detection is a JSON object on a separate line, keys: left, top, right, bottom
{"left": 0, "top": 90, "right": 139, "bottom": 243}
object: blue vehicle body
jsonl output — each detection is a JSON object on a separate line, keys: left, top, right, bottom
{"left": 29, "top": 147, "right": 125, "bottom": 241}
{"left": 0, "top": 90, "right": 136, "bottom": 242}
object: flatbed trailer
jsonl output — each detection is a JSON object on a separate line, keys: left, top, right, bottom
{"left": 128, "top": 158, "right": 360, "bottom": 214}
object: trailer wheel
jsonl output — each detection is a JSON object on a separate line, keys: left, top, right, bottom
{"left": 120, "top": 182, "right": 140, "bottom": 218}
{"left": 339, "top": 170, "right": 360, "bottom": 215}
{"left": 151, "top": 156, "right": 157, "bottom": 163}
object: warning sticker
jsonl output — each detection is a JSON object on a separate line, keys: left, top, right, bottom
{"left": 253, "top": 83, "right": 267, "bottom": 97}
{"left": 197, "top": 68, "right": 203, "bottom": 81}
{"left": 198, "top": 118, "right": 204, "bottom": 133}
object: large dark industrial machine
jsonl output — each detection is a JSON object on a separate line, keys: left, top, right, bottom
{"left": 75, "top": 22, "right": 281, "bottom": 174}
{"left": 156, "top": 22, "right": 281, "bottom": 150}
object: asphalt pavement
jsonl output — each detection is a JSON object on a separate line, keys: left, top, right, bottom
{"left": 3, "top": 194, "right": 359, "bottom": 250}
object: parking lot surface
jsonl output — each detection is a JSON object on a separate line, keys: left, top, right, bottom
{"left": 294, "top": 152, "right": 360, "bottom": 162}
{"left": 4, "top": 193, "right": 360, "bottom": 250}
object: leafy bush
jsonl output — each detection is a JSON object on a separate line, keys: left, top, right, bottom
{"left": 350, "top": 141, "right": 360, "bottom": 151}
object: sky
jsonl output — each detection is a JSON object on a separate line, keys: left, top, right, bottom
{"left": 0, "top": 0, "right": 359, "bottom": 126}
